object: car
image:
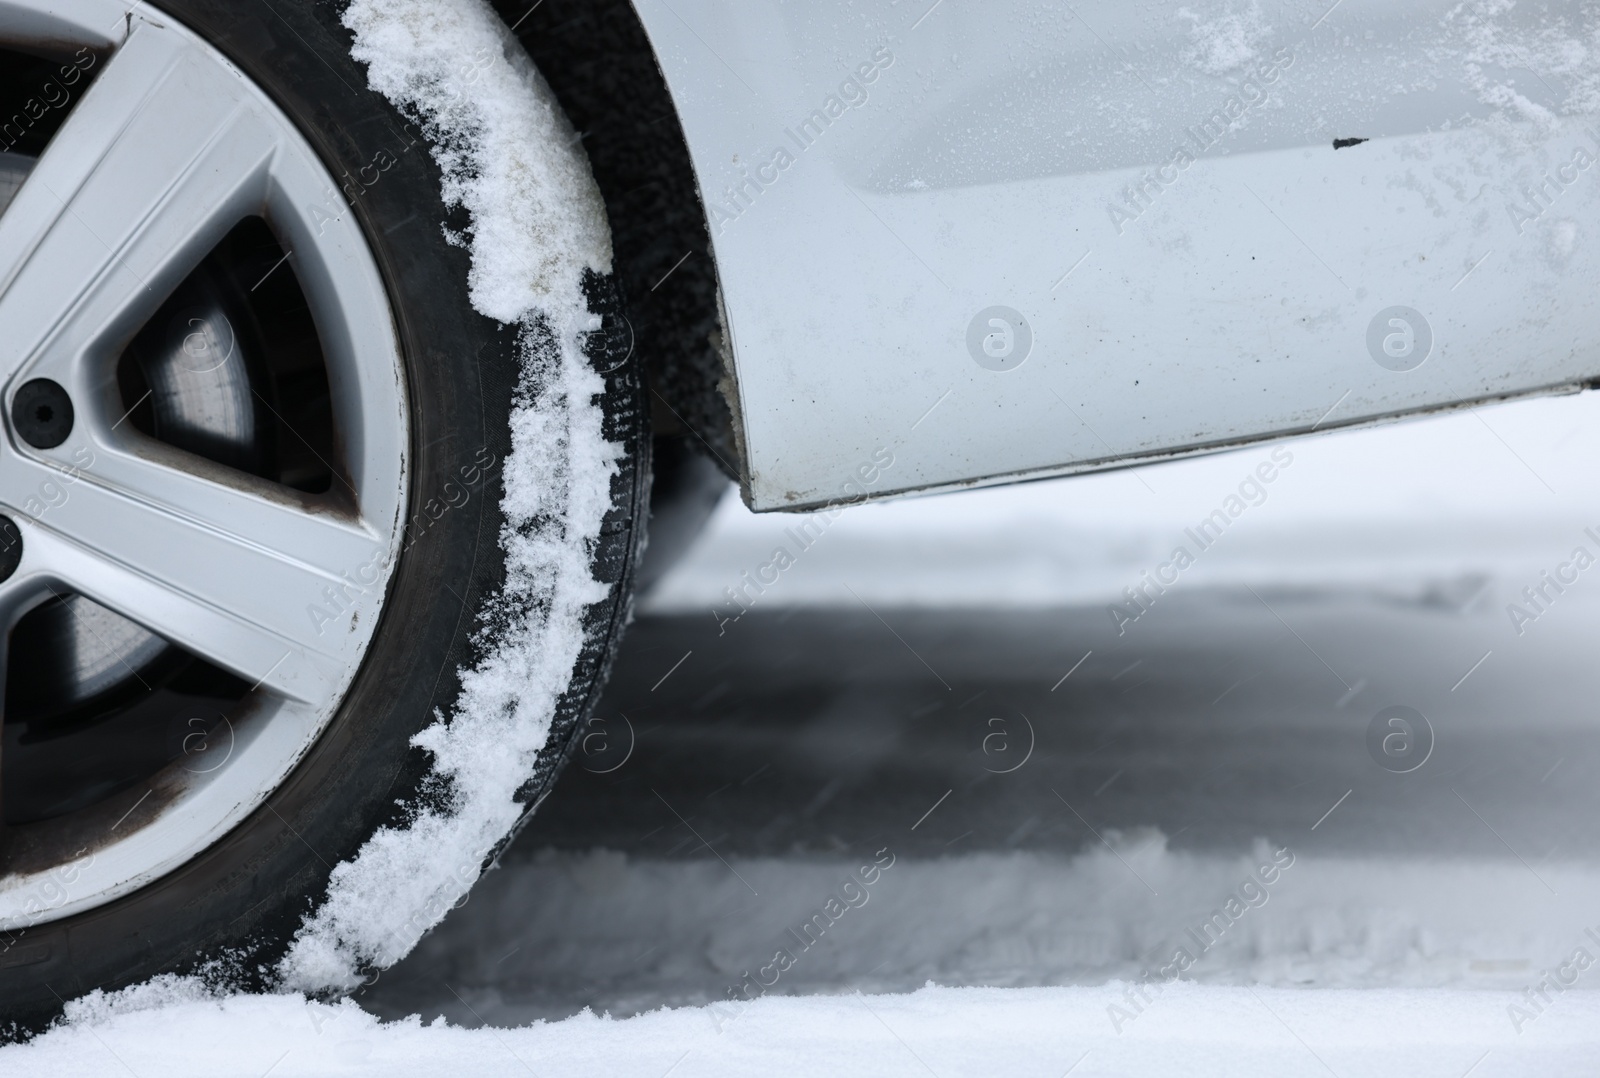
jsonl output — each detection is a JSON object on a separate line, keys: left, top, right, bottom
{"left": 1, "top": 0, "right": 1593, "bottom": 1030}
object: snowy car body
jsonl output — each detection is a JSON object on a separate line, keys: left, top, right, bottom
{"left": 630, "top": 0, "right": 1600, "bottom": 511}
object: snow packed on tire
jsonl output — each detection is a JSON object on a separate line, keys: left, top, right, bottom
{"left": 276, "top": 0, "right": 620, "bottom": 992}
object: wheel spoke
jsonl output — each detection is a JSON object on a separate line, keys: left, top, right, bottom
{"left": 0, "top": 21, "right": 277, "bottom": 391}
{"left": 0, "top": 19, "right": 400, "bottom": 705}
{"left": 0, "top": 451, "right": 393, "bottom": 703}
{"left": 0, "top": 1, "right": 414, "bottom": 926}
{"left": 0, "top": 536, "right": 28, "bottom": 721}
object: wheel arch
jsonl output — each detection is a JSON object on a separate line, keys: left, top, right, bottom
{"left": 491, "top": 0, "right": 746, "bottom": 493}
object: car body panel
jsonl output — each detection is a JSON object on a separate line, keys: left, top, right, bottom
{"left": 631, "top": 0, "right": 1600, "bottom": 510}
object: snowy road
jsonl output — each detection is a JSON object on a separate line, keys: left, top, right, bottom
{"left": 13, "top": 395, "right": 1600, "bottom": 1074}
{"left": 361, "top": 595, "right": 1600, "bottom": 1030}
{"left": 356, "top": 395, "right": 1600, "bottom": 1039}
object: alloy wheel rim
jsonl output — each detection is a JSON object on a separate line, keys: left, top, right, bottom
{"left": 0, "top": 1, "right": 409, "bottom": 929}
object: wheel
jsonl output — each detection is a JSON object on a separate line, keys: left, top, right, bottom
{"left": 0, "top": 0, "right": 646, "bottom": 1032}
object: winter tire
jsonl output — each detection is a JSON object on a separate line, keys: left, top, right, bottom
{"left": 0, "top": 0, "right": 646, "bottom": 1033}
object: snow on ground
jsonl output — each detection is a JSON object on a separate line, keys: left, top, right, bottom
{"left": 12, "top": 840, "right": 1600, "bottom": 1074}
{"left": 364, "top": 840, "right": 1600, "bottom": 1022}
{"left": 8, "top": 980, "right": 1600, "bottom": 1077}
